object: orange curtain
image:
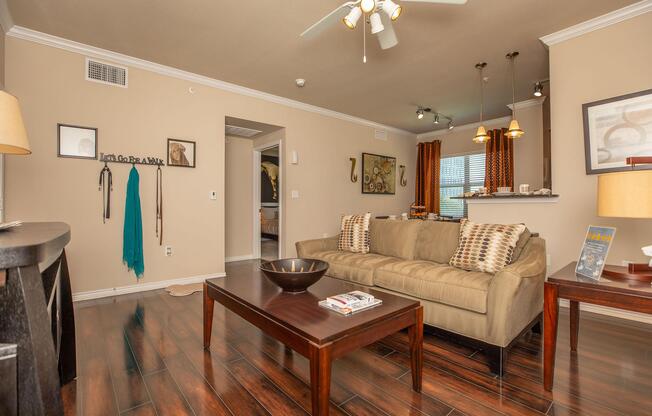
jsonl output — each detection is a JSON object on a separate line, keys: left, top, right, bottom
{"left": 415, "top": 140, "right": 441, "bottom": 214}
{"left": 484, "top": 128, "right": 514, "bottom": 193}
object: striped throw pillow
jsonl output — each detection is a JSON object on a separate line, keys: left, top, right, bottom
{"left": 338, "top": 213, "right": 371, "bottom": 253}
{"left": 449, "top": 219, "right": 525, "bottom": 274}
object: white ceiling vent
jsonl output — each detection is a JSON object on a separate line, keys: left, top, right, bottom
{"left": 225, "top": 124, "right": 263, "bottom": 138}
{"left": 374, "top": 129, "right": 388, "bottom": 141}
{"left": 86, "top": 58, "right": 128, "bottom": 88}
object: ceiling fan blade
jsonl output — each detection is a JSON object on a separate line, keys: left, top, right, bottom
{"left": 377, "top": 12, "right": 398, "bottom": 50}
{"left": 401, "top": 0, "right": 467, "bottom": 4}
{"left": 300, "top": 2, "right": 358, "bottom": 39}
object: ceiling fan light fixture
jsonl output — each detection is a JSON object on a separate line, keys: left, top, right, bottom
{"left": 343, "top": 6, "right": 362, "bottom": 29}
{"left": 370, "top": 12, "right": 385, "bottom": 34}
{"left": 361, "top": 0, "right": 376, "bottom": 14}
{"left": 382, "top": 0, "right": 402, "bottom": 20}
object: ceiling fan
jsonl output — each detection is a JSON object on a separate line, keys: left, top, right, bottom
{"left": 300, "top": 0, "right": 467, "bottom": 53}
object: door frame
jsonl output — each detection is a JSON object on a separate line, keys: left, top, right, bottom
{"left": 253, "top": 140, "right": 282, "bottom": 260}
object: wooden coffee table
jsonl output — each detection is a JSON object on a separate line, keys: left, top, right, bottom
{"left": 203, "top": 262, "right": 423, "bottom": 416}
{"left": 544, "top": 262, "right": 652, "bottom": 391}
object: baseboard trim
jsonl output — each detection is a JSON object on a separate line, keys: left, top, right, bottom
{"left": 560, "top": 299, "right": 652, "bottom": 325}
{"left": 225, "top": 254, "right": 256, "bottom": 263}
{"left": 72, "top": 272, "right": 226, "bottom": 302}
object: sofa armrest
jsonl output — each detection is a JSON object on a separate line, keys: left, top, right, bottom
{"left": 296, "top": 235, "right": 339, "bottom": 258}
{"left": 486, "top": 237, "right": 546, "bottom": 346}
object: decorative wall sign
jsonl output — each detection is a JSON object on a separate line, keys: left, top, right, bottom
{"left": 167, "top": 138, "right": 196, "bottom": 168}
{"left": 100, "top": 153, "right": 164, "bottom": 166}
{"left": 362, "top": 153, "right": 396, "bottom": 195}
{"left": 399, "top": 165, "right": 407, "bottom": 187}
{"left": 583, "top": 88, "right": 652, "bottom": 174}
{"left": 57, "top": 124, "right": 98, "bottom": 159}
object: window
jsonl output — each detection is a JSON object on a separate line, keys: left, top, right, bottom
{"left": 440, "top": 153, "right": 486, "bottom": 218}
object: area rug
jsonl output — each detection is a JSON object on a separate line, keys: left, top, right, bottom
{"left": 165, "top": 283, "right": 203, "bottom": 297}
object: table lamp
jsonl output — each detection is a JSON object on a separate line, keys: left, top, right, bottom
{"left": 0, "top": 90, "right": 31, "bottom": 155}
{"left": 597, "top": 156, "right": 652, "bottom": 282}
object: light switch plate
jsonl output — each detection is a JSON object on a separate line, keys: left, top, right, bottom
{"left": 209, "top": 191, "right": 217, "bottom": 200}
{"left": 291, "top": 190, "right": 299, "bottom": 199}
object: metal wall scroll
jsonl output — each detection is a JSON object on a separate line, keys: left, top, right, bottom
{"left": 399, "top": 165, "right": 407, "bottom": 187}
{"left": 349, "top": 157, "right": 358, "bottom": 183}
{"left": 100, "top": 153, "right": 165, "bottom": 166}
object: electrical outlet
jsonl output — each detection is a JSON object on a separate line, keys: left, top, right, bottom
{"left": 165, "top": 246, "right": 173, "bottom": 256}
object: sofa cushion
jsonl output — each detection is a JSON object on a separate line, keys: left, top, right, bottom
{"left": 369, "top": 219, "right": 422, "bottom": 260}
{"left": 310, "top": 250, "right": 401, "bottom": 286}
{"left": 338, "top": 213, "right": 371, "bottom": 253}
{"left": 375, "top": 260, "right": 493, "bottom": 314}
{"left": 510, "top": 228, "right": 531, "bottom": 263}
{"left": 414, "top": 221, "right": 461, "bottom": 264}
{"left": 450, "top": 220, "right": 526, "bottom": 274}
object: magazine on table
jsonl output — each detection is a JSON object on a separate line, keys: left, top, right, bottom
{"left": 319, "top": 290, "right": 382, "bottom": 316}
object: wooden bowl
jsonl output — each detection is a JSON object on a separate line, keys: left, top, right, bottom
{"left": 260, "top": 258, "right": 329, "bottom": 293}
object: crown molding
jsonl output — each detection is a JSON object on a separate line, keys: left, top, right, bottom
{"left": 7, "top": 26, "right": 414, "bottom": 137}
{"left": 0, "top": 0, "right": 14, "bottom": 33}
{"left": 507, "top": 96, "right": 547, "bottom": 111}
{"left": 540, "top": 0, "right": 652, "bottom": 47}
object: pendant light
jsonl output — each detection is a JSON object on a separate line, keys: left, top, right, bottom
{"left": 506, "top": 51, "right": 525, "bottom": 139}
{"left": 473, "top": 62, "right": 490, "bottom": 144}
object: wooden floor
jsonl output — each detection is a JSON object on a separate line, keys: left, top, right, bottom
{"left": 66, "top": 272, "right": 652, "bottom": 416}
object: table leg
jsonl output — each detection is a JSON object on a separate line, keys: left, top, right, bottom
{"left": 408, "top": 306, "right": 424, "bottom": 392}
{"left": 570, "top": 300, "right": 580, "bottom": 352}
{"left": 309, "top": 343, "right": 332, "bottom": 416}
{"left": 544, "top": 282, "right": 559, "bottom": 392}
{"left": 203, "top": 283, "right": 214, "bottom": 349}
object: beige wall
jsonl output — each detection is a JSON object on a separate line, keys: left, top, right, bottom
{"left": 225, "top": 135, "right": 253, "bottom": 259}
{"left": 0, "top": 30, "right": 5, "bottom": 88}
{"left": 471, "top": 13, "right": 652, "bottom": 274}
{"left": 546, "top": 13, "right": 652, "bottom": 272}
{"left": 418, "top": 102, "right": 545, "bottom": 190}
{"left": 4, "top": 36, "right": 416, "bottom": 294}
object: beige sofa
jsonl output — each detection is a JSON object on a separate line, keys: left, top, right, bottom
{"left": 296, "top": 219, "right": 546, "bottom": 374}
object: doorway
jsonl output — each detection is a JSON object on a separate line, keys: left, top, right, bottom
{"left": 225, "top": 116, "right": 283, "bottom": 263}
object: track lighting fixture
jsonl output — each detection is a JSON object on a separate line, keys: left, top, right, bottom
{"left": 506, "top": 51, "right": 525, "bottom": 139}
{"left": 473, "top": 62, "right": 490, "bottom": 144}
{"left": 433, "top": 113, "right": 440, "bottom": 124}
{"left": 533, "top": 81, "right": 543, "bottom": 97}
{"left": 448, "top": 120, "right": 454, "bottom": 130}
{"left": 382, "top": 0, "right": 402, "bottom": 20}
{"left": 343, "top": 6, "right": 363, "bottom": 29}
{"left": 360, "top": 0, "right": 376, "bottom": 13}
{"left": 369, "top": 12, "right": 385, "bottom": 34}
{"left": 416, "top": 108, "right": 424, "bottom": 119}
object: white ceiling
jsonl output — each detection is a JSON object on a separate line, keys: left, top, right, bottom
{"left": 6, "top": 0, "right": 641, "bottom": 133}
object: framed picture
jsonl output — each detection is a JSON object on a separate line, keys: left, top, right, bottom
{"left": 57, "top": 124, "right": 97, "bottom": 159}
{"left": 362, "top": 152, "right": 396, "bottom": 194}
{"left": 167, "top": 138, "right": 196, "bottom": 168}
{"left": 582, "top": 88, "right": 652, "bottom": 174}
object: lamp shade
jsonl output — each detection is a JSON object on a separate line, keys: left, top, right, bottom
{"left": 0, "top": 91, "right": 31, "bottom": 155}
{"left": 598, "top": 170, "right": 652, "bottom": 218}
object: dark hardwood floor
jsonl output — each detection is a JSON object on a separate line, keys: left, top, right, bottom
{"left": 66, "top": 272, "right": 652, "bottom": 416}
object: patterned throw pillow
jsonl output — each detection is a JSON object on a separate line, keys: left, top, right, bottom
{"left": 338, "top": 213, "right": 371, "bottom": 254}
{"left": 449, "top": 219, "right": 526, "bottom": 274}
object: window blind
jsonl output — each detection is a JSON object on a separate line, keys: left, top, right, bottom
{"left": 440, "top": 153, "right": 486, "bottom": 218}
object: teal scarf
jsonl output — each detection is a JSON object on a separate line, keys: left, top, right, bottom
{"left": 123, "top": 167, "right": 144, "bottom": 277}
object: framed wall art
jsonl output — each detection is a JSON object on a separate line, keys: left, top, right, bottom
{"left": 167, "top": 138, "right": 196, "bottom": 168}
{"left": 362, "top": 152, "right": 396, "bottom": 195}
{"left": 582, "top": 88, "right": 652, "bottom": 174}
{"left": 57, "top": 124, "right": 98, "bottom": 159}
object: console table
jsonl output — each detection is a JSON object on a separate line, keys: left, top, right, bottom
{"left": 0, "top": 222, "right": 76, "bottom": 415}
{"left": 543, "top": 262, "right": 652, "bottom": 391}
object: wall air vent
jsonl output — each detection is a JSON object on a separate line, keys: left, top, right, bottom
{"left": 85, "top": 58, "right": 128, "bottom": 87}
{"left": 374, "top": 129, "right": 388, "bottom": 141}
{"left": 225, "top": 124, "right": 263, "bottom": 138}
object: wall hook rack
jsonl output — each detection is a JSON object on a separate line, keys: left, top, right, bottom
{"left": 100, "top": 153, "right": 165, "bottom": 166}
